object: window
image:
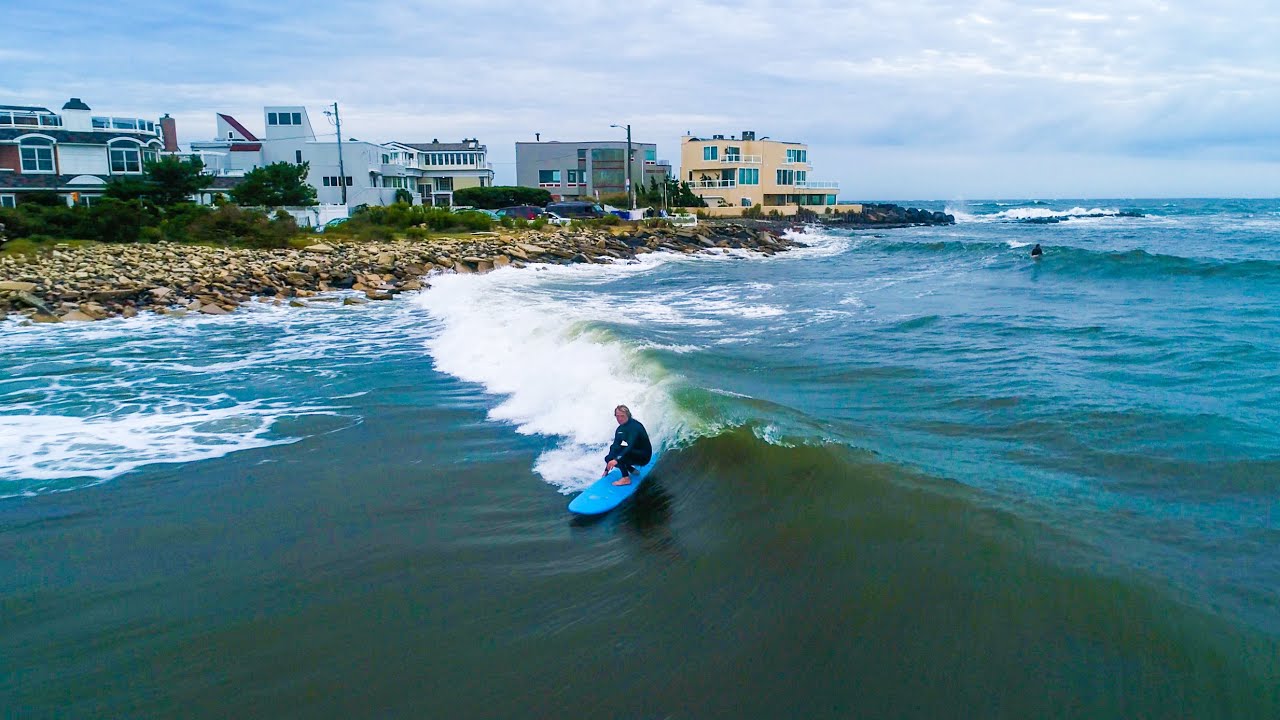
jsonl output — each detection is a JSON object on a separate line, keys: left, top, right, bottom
{"left": 737, "top": 168, "right": 759, "bottom": 185}
{"left": 645, "top": 149, "right": 656, "bottom": 162}
{"left": 0, "top": 194, "right": 15, "bottom": 208}
{"left": 323, "top": 177, "right": 331, "bottom": 186}
{"left": 110, "top": 146, "right": 141, "bottom": 173}
{"left": 268, "top": 112, "right": 278, "bottom": 125}
{"left": 143, "top": 149, "right": 158, "bottom": 165}
{"left": 796, "top": 170, "right": 807, "bottom": 184}
{"left": 776, "top": 169, "right": 794, "bottom": 185}
{"left": 703, "top": 146, "right": 718, "bottom": 161}
{"left": 724, "top": 146, "right": 740, "bottom": 161}
{"left": 786, "top": 149, "right": 808, "bottom": 164}
{"left": 291, "top": 112, "right": 301, "bottom": 125}
{"left": 346, "top": 176, "right": 352, "bottom": 187}
{"left": 435, "top": 177, "right": 453, "bottom": 192}
{"left": 296, "top": 150, "right": 304, "bottom": 164}
{"left": 577, "top": 149, "right": 587, "bottom": 161}
{"left": 19, "top": 140, "right": 54, "bottom": 173}
{"left": 381, "top": 154, "right": 390, "bottom": 164}
{"left": 538, "top": 169, "right": 561, "bottom": 184}
{"left": 567, "top": 169, "right": 579, "bottom": 183}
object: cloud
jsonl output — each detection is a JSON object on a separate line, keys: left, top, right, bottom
{"left": 1, "top": 0, "right": 1276, "bottom": 197}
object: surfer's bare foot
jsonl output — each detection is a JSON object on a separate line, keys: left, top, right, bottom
{"left": 612, "top": 476, "right": 632, "bottom": 486}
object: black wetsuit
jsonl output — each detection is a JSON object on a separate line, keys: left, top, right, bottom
{"left": 605, "top": 418, "right": 653, "bottom": 478}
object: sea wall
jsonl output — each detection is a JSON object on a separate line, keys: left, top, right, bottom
{"left": 0, "top": 224, "right": 793, "bottom": 323}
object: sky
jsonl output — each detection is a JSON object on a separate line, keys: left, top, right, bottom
{"left": 2, "top": 0, "right": 1277, "bottom": 200}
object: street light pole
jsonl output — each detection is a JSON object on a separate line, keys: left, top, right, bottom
{"left": 610, "top": 123, "right": 635, "bottom": 211}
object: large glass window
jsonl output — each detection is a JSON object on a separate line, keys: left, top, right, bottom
{"left": 291, "top": 112, "right": 301, "bottom": 125}
{"left": 786, "top": 149, "right": 808, "bottom": 164}
{"left": 0, "top": 194, "right": 15, "bottom": 208}
{"left": 724, "top": 146, "right": 740, "bottom": 161}
{"left": 737, "top": 168, "right": 759, "bottom": 185}
{"left": 110, "top": 146, "right": 141, "bottom": 173}
{"left": 538, "top": 170, "right": 561, "bottom": 184}
{"left": 776, "top": 169, "right": 794, "bottom": 185}
{"left": 19, "top": 141, "right": 54, "bottom": 172}
{"left": 436, "top": 177, "right": 453, "bottom": 192}
{"left": 796, "top": 170, "right": 807, "bottom": 184}
{"left": 645, "top": 149, "right": 656, "bottom": 162}
{"left": 703, "top": 146, "right": 718, "bottom": 161}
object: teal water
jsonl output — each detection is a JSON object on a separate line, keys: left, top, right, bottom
{"left": 2, "top": 199, "right": 1277, "bottom": 717}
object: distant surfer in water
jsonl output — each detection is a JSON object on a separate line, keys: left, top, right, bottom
{"left": 604, "top": 405, "right": 652, "bottom": 486}
{"left": 1031, "top": 243, "right": 1043, "bottom": 259}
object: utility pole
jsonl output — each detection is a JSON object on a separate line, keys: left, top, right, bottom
{"left": 332, "top": 102, "right": 347, "bottom": 205}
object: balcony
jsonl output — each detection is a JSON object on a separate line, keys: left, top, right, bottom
{"left": 720, "top": 155, "right": 762, "bottom": 164}
{"left": 0, "top": 110, "right": 62, "bottom": 129}
{"left": 691, "top": 179, "right": 737, "bottom": 189}
{"left": 91, "top": 116, "right": 157, "bottom": 134}
{"left": 795, "top": 180, "right": 839, "bottom": 189}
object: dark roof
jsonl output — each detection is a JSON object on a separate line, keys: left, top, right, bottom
{"left": 0, "top": 128, "right": 160, "bottom": 144}
{"left": 0, "top": 173, "right": 112, "bottom": 191}
{"left": 0, "top": 104, "right": 54, "bottom": 114}
{"left": 397, "top": 141, "right": 486, "bottom": 152}
{"left": 62, "top": 98, "right": 91, "bottom": 111}
{"left": 218, "top": 114, "right": 259, "bottom": 141}
{"left": 228, "top": 143, "right": 262, "bottom": 152}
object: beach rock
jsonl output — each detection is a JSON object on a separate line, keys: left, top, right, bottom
{"left": 0, "top": 280, "right": 36, "bottom": 292}
{"left": 14, "top": 291, "right": 55, "bottom": 316}
{"left": 304, "top": 243, "right": 336, "bottom": 254}
{"left": 343, "top": 296, "right": 367, "bottom": 305}
{"left": 60, "top": 310, "right": 96, "bottom": 322}
{"left": 199, "top": 303, "right": 230, "bottom": 315}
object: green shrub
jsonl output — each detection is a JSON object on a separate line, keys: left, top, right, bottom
{"left": 184, "top": 205, "right": 298, "bottom": 248}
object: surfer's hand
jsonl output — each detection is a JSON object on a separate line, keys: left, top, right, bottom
{"left": 604, "top": 459, "right": 617, "bottom": 475}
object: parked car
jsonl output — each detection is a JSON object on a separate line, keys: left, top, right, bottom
{"left": 542, "top": 211, "right": 571, "bottom": 226}
{"left": 545, "top": 201, "right": 605, "bottom": 219}
{"left": 496, "top": 205, "right": 543, "bottom": 220}
{"left": 321, "top": 217, "right": 348, "bottom": 232}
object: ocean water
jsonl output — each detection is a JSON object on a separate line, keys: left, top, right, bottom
{"left": 2, "top": 198, "right": 1277, "bottom": 718}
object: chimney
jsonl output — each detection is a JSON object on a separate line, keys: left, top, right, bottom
{"left": 61, "top": 97, "right": 92, "bottom": 131}
{"left": 160, "top": 113, "right": 179, "bottom": 152}
{"left": 742, "top": 130, "right": 756, "bottom": 141}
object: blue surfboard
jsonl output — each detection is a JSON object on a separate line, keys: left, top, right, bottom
{"left": 567, "top": 459, "right": 656, "bottom": 515}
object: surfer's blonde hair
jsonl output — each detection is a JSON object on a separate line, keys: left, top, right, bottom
{"left": 614, "top": 405, "right": 632, "bottom": 420}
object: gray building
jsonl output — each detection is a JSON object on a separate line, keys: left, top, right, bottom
{"left": 515, "top": 140, "right": 671, "bottom": 202}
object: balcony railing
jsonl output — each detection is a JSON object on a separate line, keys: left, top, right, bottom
{"left": 795, "top": 180, "right": 839, "bottom": 189}
{"left": 91, "top": 116, "right": 157, "bottom": 134}
{"left": 691, "top": 179, "right": 737, "bottom": 189}
{"left": 0, "top": 111, "right": 62, "bottom": 128}
{"left": 720, "top": 155, "right": 762, "bottom": 164}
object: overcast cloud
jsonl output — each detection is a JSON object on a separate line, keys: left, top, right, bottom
{"left": 3, "top": 0, "right": 1277, "bottom": 199}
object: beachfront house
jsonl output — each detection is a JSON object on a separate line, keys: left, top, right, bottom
{"left": 515, "top": 139, "right": 671, "bottom": 202}
{"left": 190, "top": 105, "right": 423, "bottom": 208}
{"left": 0, "top": 98, "right": 169, "bottom": 207}
{"left": 680, "top": 131, "right": 840, "bottom": 215}
{"left": 380, "top": 139, "right": 495, "bottom": 207}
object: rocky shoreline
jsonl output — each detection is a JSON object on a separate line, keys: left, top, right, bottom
{"left": 0, "top": 223, "right": 795, "bottom": 323}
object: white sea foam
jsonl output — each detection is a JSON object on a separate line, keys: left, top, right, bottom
{"left": 415, "top": 262, "right": 701, "bottom": 492}
{"left": 0, "top": 400, "right": 337, "bottom": 496}
{"left": 0, "top": 296, "right": 427, "bottom": 494}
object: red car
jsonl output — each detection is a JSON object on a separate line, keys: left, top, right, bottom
{"left": 497, "top": 205, "right": 543, "bottom": 220}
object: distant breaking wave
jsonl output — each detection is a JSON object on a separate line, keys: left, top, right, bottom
{"left": 860, "top": 238, "right": 1280, "bottom": 281}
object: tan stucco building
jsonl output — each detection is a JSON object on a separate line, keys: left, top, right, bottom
{"left": 680, "top": 131, "right": 840, "bottom": 215}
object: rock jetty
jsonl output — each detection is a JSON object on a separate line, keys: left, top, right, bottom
{"left": 0, "top": 223, "right": 793, "bottom": 323}
{"left": 824, "top": 203, "right": 954, "bottom": 228}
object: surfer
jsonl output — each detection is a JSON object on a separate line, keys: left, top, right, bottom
{"left": 1031, "top": 243, "right": 1043, "bottom": 259}
{"left": 604, "top": 405, "right": 652, "bottom": 486}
